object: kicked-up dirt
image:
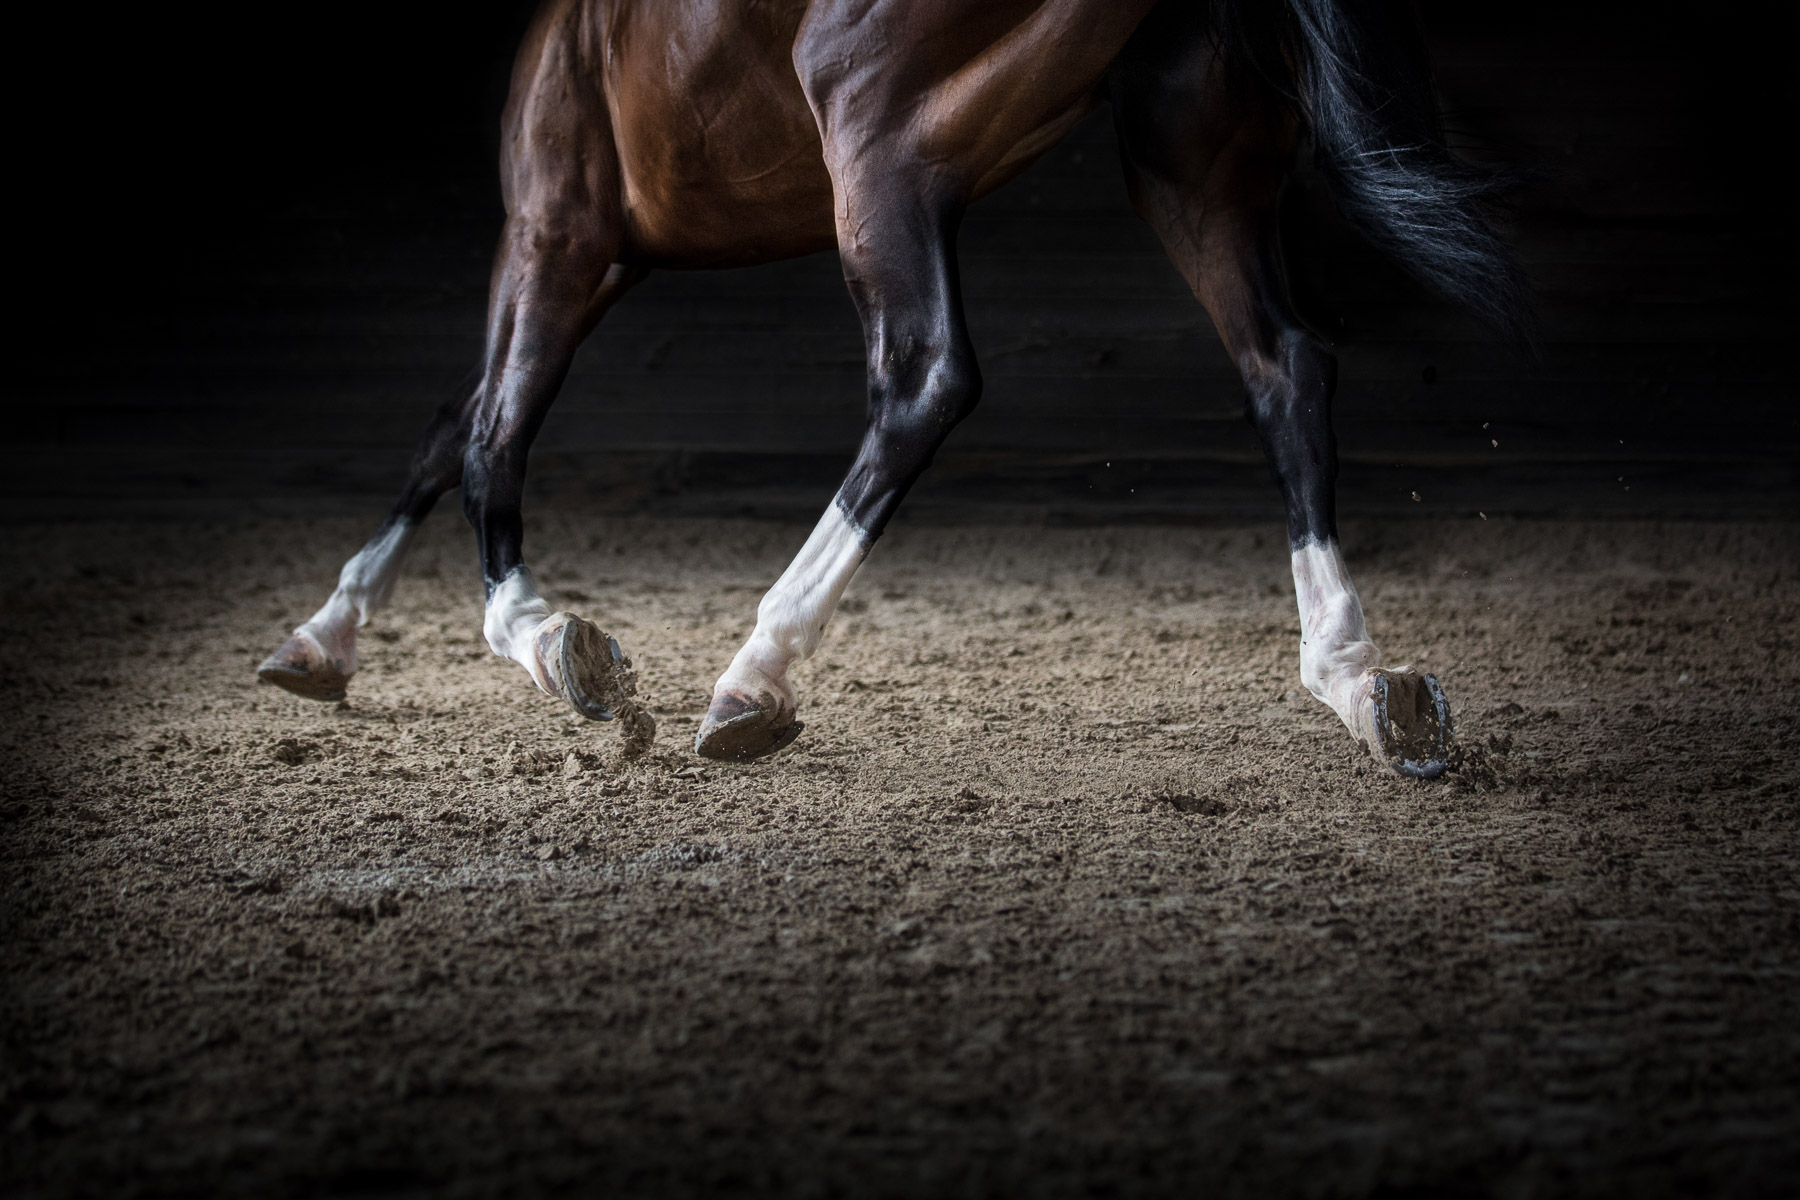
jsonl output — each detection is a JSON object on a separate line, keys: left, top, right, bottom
{"left": 2, "top": 513, "right": 1797, "bottom": 1197}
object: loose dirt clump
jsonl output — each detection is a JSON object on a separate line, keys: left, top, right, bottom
{"left": 2, "top": 513, "right": 1798, "bottom": 1197}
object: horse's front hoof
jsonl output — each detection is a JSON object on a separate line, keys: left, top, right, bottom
{"left": 538, "top": 613, "right": 644, "bottom": 729}
{"left": 1359, "top": 668, "right": 1452, "bottom": 779}
{"left": 695, "top": 692, "right": 802, "bottom": 761}
{"left": 257, "top": 630, "right": 350, "bottom": 702}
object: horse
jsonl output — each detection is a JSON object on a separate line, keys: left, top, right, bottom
{"left": 257, "top": 0, "right": 1530, "bottom": 778}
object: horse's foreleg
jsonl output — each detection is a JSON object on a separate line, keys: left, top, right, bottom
{"left": 696, "top": 177, "right": 980, "bottom": 760}
{"left": 1113, "top": 33, "right": 1451, "bottom": 777}
{"left": 257, "top": 386, "right": 473, "bottom": 700}
{"left": 459, "top": 224, "right": 654, "bottom": 746}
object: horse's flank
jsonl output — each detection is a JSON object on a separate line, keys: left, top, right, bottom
{"left": 512, "top": 0, "right": 1148, "bottom": 270}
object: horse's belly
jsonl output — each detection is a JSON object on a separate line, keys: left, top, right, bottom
{"left": 599, "top": 0, "right": 1112, "bottom": 268}
{"left": 605, "top": 0, "right": 836, "bottom": 268}
{"left": 970, "top": 92, "right": 1105, "bottom": 203}
{"left": 617, "top": 154, "right": 839, "bottom": 270}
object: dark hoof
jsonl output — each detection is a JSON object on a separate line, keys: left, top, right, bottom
{"left": 257, "top": 631, "right": 349, "bottom": 702}
{"left": 695, "top": 693, "right": 802, "bottom": 761}
{"left": 1368, "top": 669, "right": 1453, "bottom": 779}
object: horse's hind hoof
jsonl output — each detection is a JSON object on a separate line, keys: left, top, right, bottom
{"left": 257, "top": 630, "right": 350, "bottom": 702}
{"left": 1361, "top": 668, "right": 1453, "bottom": 779}
{"left": 541, "top": 613, "right": 642, "bottom": 725}
{"left": 695, "top": 693, "right": 802, "bottom": 761}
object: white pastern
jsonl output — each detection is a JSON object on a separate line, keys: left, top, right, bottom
{"left": 1291, "top": 537, "right": 1381, "bottom": 729}
{"left": 483, "top": 567, "right": 556, "bottom": 690}
{"left": 714, "top": 504, "right": 868, "bottom": 706}
{"left": 293, "top": 518, "right": 418, "bottom": 672}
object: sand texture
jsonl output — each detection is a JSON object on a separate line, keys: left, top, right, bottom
{"left": 3, "top": 514, "right": 1797, "bottom": 1197}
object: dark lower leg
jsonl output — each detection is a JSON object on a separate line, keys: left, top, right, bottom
{"left": 463, "top": 348, "right": 580, "bottom": 595}
{"left": 1113, "top": 56, "right": 1452, "bottom": 776}
{"left": 459, "top": 253, "right": 654, "bottom": 739}
{"left": 834, "top": 206, "right": 981, "bottom": 540}
{"left": 462, "top": 262, "right": 639, "bottom": 595}
{"left": 390, "top": 376, "right": 480, "bottom": 524}
{"left": 1224, "top": 240, "right": 1451, "bottom": 777}
{"left": 1246, "top": 327, "right": 1340, "bottom": 550}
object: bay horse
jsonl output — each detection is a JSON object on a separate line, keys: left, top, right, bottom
{"left": 258, "top": 0, "right": 1529, "bottom": 778}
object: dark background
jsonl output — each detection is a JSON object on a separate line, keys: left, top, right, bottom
{"left": 4, "top": 9, "right": 1798, "bottom": 1196}
{"left": 9, "top": 0, "right": 1796, "bottom": 524}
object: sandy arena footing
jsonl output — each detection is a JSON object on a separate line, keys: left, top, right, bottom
{"left": 2, "top": 514, "right": 1797, "bottom": 1196}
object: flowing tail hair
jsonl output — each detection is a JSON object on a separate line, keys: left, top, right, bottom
{"left": 1215, "top": 0, "right": 1535, "bottom": 346}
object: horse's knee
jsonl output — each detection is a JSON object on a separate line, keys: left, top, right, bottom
{"left": 868, "top": 339, "right": 983, "bottom": 454}
{"left": 458, "top": 450, "right": 495, "bottom": 527}
{"left": 459, "top": 428, "right": 527, "bottom": 504}
{"left": 1243, "top": 331, "right": 1336, "bottom": 432}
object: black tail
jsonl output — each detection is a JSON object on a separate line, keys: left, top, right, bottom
{"left": 1216, "top": 0, "right": 1535, "bottom": 346}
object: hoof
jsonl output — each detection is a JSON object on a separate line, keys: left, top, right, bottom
{"left": 536, "top": 613, "right": 654, "bottom": 748}
{"left": 1359, "top": 668, "right": 1453, "bottom": 779}
{"left": 695, "top": 692, "right": 802, "bottom": 761}
{"left": 257, "top": 630, "right": 350, "bottom": 702}
{"left": 538, "top": 613, "right": 639, "bottom": 712}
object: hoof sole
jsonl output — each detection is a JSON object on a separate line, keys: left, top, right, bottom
{"left": 257, "top": 633, "right": 349, "bottom": 702}
{"left": 1369, "top": 669, "right": 1452, "bottom": 779}
{"left": 554, "top": 617, "right": 629, "bottom": 721}
{"left": 544, "top": 614, "right": 654, "bottom": 749}
{"left": 695, "top": 702, "right": 802, "bottom": 762}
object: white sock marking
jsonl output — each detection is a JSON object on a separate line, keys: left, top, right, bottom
{"left": 714, "top": 505, "right": 867, "bottom": 708}
{"left": 293, "top": 519, "right": 418, "bottom": 672}
{"left": 1291, "top": 537, "right": 1381, "bottom": 729}
{"left": 483, "top": 567, "right": 555, "bottom": 689}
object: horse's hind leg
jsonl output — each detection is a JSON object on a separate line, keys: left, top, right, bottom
{"left": 1112, "top": 16, "right": 1451, "bottom": 777}
{"left": 258, "top": 385, "right": 474, "bottom": 701}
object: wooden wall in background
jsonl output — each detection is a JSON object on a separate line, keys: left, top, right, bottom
{"left": 8, "top": 1, "right": 1794, "bottom": 522}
